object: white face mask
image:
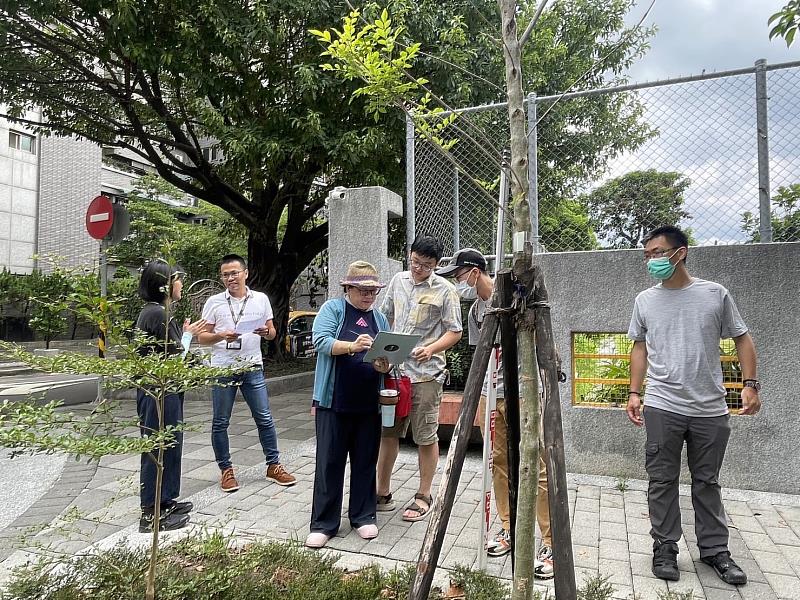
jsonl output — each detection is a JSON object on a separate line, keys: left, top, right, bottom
{"left": 455, "top": 270, "right": 479, "bottom": 300}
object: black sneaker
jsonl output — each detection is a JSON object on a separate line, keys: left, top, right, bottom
{"left": 652, "top": 540, "right": 680, "bottom": 581}
{"left": 139, "top": 510, "right": 190, "bottom": 533}
{"left": 701, "top": 551, "right": 747, "bottom": 585}
{"left": 162, "top": 500, "right": 193, "bottom": 516}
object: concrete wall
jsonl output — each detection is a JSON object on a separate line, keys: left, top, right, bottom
{"left": 327, "top": 186, "right": 403, "bottom": 299}
{"left": 38, "top": 136, "right": 102, "bottom": 270}
{"left": 538, "top": 242, "right": 800, "bottom": 494}
{"left": 0, "top": 113, "right": 40, "bottom": 273}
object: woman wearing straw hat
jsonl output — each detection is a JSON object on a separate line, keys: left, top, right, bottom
{"left": 306, "top": 261, "right": 392, "bottom": 549}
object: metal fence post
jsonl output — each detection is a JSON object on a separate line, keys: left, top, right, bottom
{"left": 406, "top": 113, "right": 416, "bottom": 250}
{"left": 527, "top": 92, "right": 540, "bottom": 252}
{"left": 453, "top": 165, "right": 460, "bottom": 251}
{"left": 755, "top": 59, "right": 773, "bottom": 243}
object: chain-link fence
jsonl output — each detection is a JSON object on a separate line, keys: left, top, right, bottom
{"left": 409, "top": 59, "right": 800, "bottom": 254}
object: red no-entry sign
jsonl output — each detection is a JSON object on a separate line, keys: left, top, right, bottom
{"left": 85, "top": 195, "right": 114, "bottom": 240}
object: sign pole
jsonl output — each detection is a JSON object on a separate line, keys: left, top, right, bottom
{"left": 98, "top": 237, "right": 108, "bottom": 359}
{"left": 85, "top": 194, "right": 115, "bottom": 359}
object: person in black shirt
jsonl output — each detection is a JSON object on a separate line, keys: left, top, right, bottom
{"left": 135, "top": 259, "right": 206, "bottom": 533}
{"left": 305, "top": 261, "right": 392, "bottom": 549}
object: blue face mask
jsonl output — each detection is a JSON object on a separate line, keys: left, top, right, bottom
{"left": 647, "top": 248, "right": 681, "bottom": 280}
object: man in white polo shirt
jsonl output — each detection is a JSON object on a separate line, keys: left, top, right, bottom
{"left": 198, "top": 254, "right": 296, "bottom": 492}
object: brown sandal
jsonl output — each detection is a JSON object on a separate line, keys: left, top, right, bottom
{"left": 402, "top": 493, "right": 433, "bottom": 522}
{"left": 377, "top": 493, "right": 396, "bottom": 511}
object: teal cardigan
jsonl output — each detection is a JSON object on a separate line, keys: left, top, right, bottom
{"left": 311, "top": 297, "right": 390, "bottom": 408}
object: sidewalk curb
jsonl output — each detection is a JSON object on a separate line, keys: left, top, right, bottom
{"left": 109, "top": 370, "right": 314, "bottom": 400}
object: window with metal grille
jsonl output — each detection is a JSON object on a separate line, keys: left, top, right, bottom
{"left": 572, "top": 333, "right": 743, "bottom": 410}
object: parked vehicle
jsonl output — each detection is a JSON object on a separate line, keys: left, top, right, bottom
{"left": 285, "top": 311, "right": 317, "bottom": 358}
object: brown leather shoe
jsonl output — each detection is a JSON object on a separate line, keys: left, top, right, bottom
{"left": 220, "top": 467, "right": 240, "bottom": 493}
{"left": 266, "top": 463, "right": 297, "bottom": 486}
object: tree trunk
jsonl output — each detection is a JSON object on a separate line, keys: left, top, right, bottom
{"left": 247, "top": 232, "right": 298, "bottom": 362}
{"left": 497, "top": 0, "right": 539, "bottom": 597}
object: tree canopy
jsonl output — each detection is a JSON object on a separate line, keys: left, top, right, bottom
{"left": 1, "top": 0, "right": 656, "bottom": 335}
{"left": 581, "top": 169, "right": 691, "bottom": 248}
{"left": 110, "top": 175, "right": 248, "bottom": 281}
{"left": 742, "top": 183, "right": 800, "bottom": 242}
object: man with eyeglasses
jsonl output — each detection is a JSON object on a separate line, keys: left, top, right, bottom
{"left": 627, "top": 225, "right": 760, "bottom": 586}
{"left": 198, "top": 254, "right": 296, "bottom": 492}
{"left": 377, "top": 235, "right": 462, "bottom": 522}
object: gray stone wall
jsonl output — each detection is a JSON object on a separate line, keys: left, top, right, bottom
{"left": 538, "top": 242, "right": 800, "bottom": 494}
{"left": 327, "top": 186, "right": 403, "bottom": 299}
{"left": 38, "top": 136, "right": 102, "bottom": 270}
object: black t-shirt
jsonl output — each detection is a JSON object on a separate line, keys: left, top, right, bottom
{"left": 135, "top": 303, "right": 183, "bottom": 357}
{"left": 331, "top": 302, "right": 381, "bottom": 413}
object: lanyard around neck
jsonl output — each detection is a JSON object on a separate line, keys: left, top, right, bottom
{"left": 226, "top": 294, "right": 250, "bottom": 326}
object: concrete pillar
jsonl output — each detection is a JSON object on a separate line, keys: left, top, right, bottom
{"left": 327, "top": 186, "right": 403, "bottom": 298}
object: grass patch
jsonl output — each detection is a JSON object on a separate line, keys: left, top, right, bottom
{"left": 1, "top": 533, "right": 510, "bottom": 600}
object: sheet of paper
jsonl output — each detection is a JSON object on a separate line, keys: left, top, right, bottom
{"left": 234, "top": 318, "right": 266, "bottom": 335}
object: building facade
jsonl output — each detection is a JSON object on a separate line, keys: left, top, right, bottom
{"left": 0, "top": 112, "right": 40, "bottom": 274}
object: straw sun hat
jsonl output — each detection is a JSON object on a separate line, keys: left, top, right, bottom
{"left": 340, "top": 261, "right": 386, "bottom": 289}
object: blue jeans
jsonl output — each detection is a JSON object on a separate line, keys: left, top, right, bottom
{"left": 211, "top": 368, "right": 280, "bottom": 470}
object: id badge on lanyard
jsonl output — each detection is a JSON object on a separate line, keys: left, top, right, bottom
{"left": 226, "top": 295, "right": 249, "bottom": 351}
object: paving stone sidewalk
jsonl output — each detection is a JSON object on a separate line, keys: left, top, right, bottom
{"left": 1, "top": 387, "right": 799, "bottom": 599}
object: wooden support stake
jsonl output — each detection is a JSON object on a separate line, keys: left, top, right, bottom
{"left": 409, "top": 304, "right": 502, "bottom": 600}
{"left": 532, "top": 263, "right": 576, "bottom": 599}
{"left": 497, "top": 270, "right": 520, "bottom": 568}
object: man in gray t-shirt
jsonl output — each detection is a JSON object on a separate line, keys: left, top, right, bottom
{"left": 627, "top": 226, "right": 762, "bottom": 587}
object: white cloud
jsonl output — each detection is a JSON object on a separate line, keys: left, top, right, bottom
{"left": 625, "top": 0, "right": 796, "bottom": 83}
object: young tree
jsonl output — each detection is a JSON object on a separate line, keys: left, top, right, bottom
{"left": 27, "top": 269, "right": 73, "bottom": 349}
{"left": 582, "top": 169, "right": 691, "bottom": 248}
{"left": 0, "top": 265, "right": 239, "bottom": 600}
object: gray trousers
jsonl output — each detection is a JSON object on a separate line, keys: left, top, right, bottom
{"left": 644, "top": 406, "right": 731, "bottom": 559}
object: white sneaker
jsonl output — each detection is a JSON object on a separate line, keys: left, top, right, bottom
{"left": 534, "top": 544, "right": 554, "bottom": 579}
{"left": 305, "top": 532, "right": 331, "bottom": 548}
{"left": 356, "top": 524, "right": 378, "bottom": 540}
{"left": 486, "top": 528, "right": 511, "bottom": 557}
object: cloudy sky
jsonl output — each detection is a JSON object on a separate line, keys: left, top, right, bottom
{"left": 625, "top": 0, "right": 796, "bottom": 82}
{"left": 595, "top": 0, "right": 800, "bottom": 245}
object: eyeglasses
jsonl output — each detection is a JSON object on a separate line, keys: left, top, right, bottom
{"left": 352, "top": 288, "right": 379, "bottom": 298}
{"left": 643, "top": 247, "right": 678, "bottom": 260}
{"left": 410, "top": 259, "right": 435, "bottom": 273}
{"left": 221, "top": 270, "right": 243, "bottom": 280}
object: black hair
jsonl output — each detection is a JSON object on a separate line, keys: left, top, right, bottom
{"left": 139, "top": 259, "right": 184, "bottom": 303}
{"left": 643, "top": 225, "right": 689, "bottom": 262}
{"left": 410, "top": 235, "right": 445, "bottom": 261}
{"left": 220, "top": 254, "right": 247, "bottom": 270}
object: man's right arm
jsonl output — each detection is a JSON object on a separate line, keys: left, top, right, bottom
{"left": 196, "top": 322, "right": 222, "bottom": 345}
{"left": 196, "top": 299, "right": 238, "bottom": 345}
{"left": 627, "top": 340, "right": 648, "bottom": 426}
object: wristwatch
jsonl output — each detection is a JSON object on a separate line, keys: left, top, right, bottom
{"left": 743, "top": 379, "right": 761, "bottom": 392}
